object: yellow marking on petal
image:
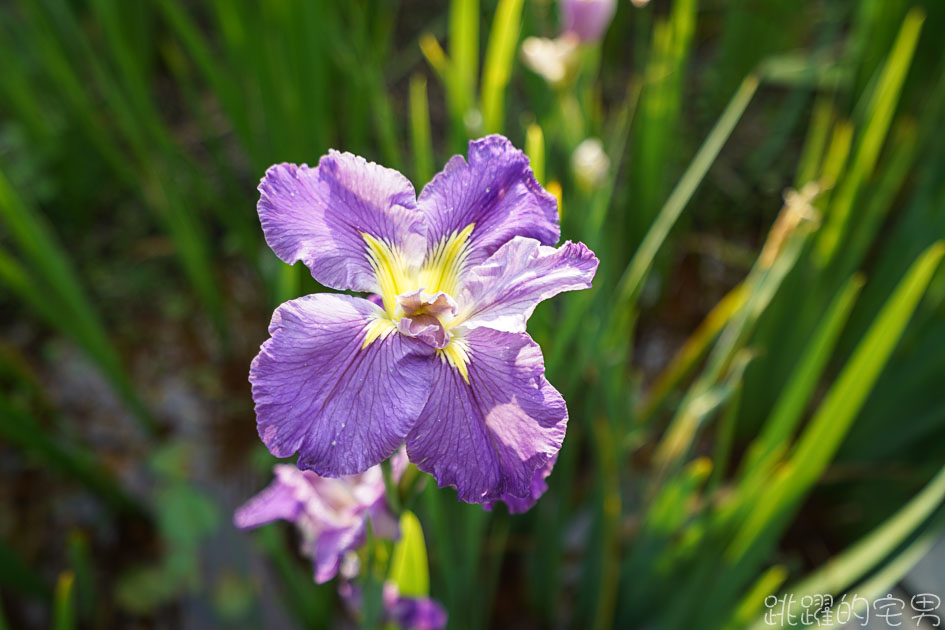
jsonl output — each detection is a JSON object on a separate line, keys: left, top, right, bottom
{"left": 419, "top": 223, "right": 475, "bottom": 296}
{"left": 362, "top": 316, "right": 397, "bottom": 349}
{"left": 362, "top": 232, "right": 411, "bottom": 315}
{"left": 437, "top": 336, "right": 471, "bottom": 384}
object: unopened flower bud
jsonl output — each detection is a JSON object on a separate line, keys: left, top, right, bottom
{"left": 521, "top": 34, "right": 581, "bottom": 87}
{"left": 571, "top": 138, "right": 610, "bottom": 191}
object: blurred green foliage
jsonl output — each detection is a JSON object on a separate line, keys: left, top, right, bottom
{"left": 2, "top": 0, "right": 945, "bottom": 628}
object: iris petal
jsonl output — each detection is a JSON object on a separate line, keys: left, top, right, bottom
{"left": 258, "top": 152, "right": 425, "bottom": 293}
{"left": 250, "top": 294, "right": 434, "bottom": 476}
{"left": 418, "top": 136, "right": 559, "bottom": 272}
{"left": 232, "top": 464, "right": 394, "bottom": 584}
{"left": 457, "top": 237, "right": 598, "bottom": 332}
{"left": 406, "top": 328, "right": 566, "bottom": 503}
{"left": 483, "top": 455, "right": 557, "bottom": 514}
{"left": 233, "top": 465, "right": 310, "bottom": 529}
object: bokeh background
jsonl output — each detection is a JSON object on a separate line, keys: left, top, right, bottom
{"left": 2, "top": 0, "right": 945, "bottom": 628}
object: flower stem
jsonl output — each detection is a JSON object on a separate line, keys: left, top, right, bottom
{"left": 381, "top": 459, "right": 401, "bottom": 515}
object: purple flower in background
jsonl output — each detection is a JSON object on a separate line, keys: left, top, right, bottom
{"left": 340, "top": 581, "right": 448, "bottom": 630}
{"left": 560, "top": 0, "right": 616, "bottom": 43}
{"left": 233, "top": 453, "right": 404, "bottom": 583}
{"left": 383, "top": 582, "right": 448, "bottom": 630}
{"left": 252, "top": 134, "right": 598, "bottom": 506}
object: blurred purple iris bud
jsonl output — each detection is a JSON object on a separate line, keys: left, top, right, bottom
{"left": 560, "top": 0, "right": 617, "bottom": 43}
{"left": 339, "top": 581, "right": 448, "bottom": 630}
{"left": 233, "top": 448, "right": 407, "bottom": 583}
{"left": 250, "top": 135, "right": 598, "bottom": 509}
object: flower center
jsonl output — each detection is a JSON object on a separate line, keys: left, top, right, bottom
{"left": 394, "top": 289, "right": 457, "bottom": 349}
{"left": 360, "top": 225, "right": 476, "bottom": 382}
{"left": 361, "top": 223, "right": 475, "bottom": 317}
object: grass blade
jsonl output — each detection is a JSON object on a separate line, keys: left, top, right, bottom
{"left": 789, "top": 241, "right": 943, "bottom": 483}
{"left": 0, "top": 395, "right": 148, "bottom": 517}
{"left": 255, "top": 526, "right": 332, "bottom": 630}
{"left": 450, "top": 0, "right": 479, "bottom": 118}
{"left": 815, "top": 8, "right": 924, "bottom": 265}
{"left": 653, "top": 190, "right": 819, "bottom": 478}
{"left": 730, "top": 241, "right": 945, "bottom": 560}
{"left": 723, "top": 566, "right": 788, "bottom": 630}
{"left": 480, "top": 0, "right": 523, "bottom": 134}
{"left": 525, "top": 123, "right": 546, "bottom": 185}
{"left": 795, "top": 97, "right": 835, "bottom": 187}
{"left": 66, "top": 532, "right": 96, "bottom": 624}
{"left": 409, "top": 74, "right": 435, "bottom": 186}
{"left": 628, "top": 0, "right": 697, "bottom": 239}
{"left": 0, "top": 540, "right": 49, "bottom": 602}
{"left": 614, "top": 74, "right": 759, "bottom": 314}
{"left": 817, "top": 523, "right": 943, "bottom": 630}
{"left": 0, "top": 168, "right": 156, "bottom": 433}
{"left": 638, "top": 283, "right": 750, "bottom": 423}
{"left": 788, "top": 461, "right": 945, "bottom": 617}
{"left": 741, "top": 273, "right": 865, "bottom": 478}
{"left": 52, "top": 571, "right": 75, "bottom": 630}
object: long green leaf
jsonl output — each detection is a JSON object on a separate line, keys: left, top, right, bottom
{"left": 795, "top": 97, "right": 835, "bottom": 187}
{"left": 525, "top": 123, "right": 545, "bottom": 185}
{"left": 815, "top": 8, "right": 924, "bottom": 264}
{"left": 741, "top": 273, "right": 865, "bottom": 479}
{"left": 9, "top": 0, "right": 227, "bottom": 339}
{"left": 480, "top": 0, "right": 523, "bottom": 134}
{"left": 0, "top": 540, "right": 49, "bottom": 601}
{"left": 67, "top": 532, "right": 96, "bottom": 624}
{"left": 0, "top": 396, "right": 147, "bottom": 516}
{"left": 450, "top": 0, "right": 479, "bottom": 118}
{"left": 817, "top": 523, "right": 943, "bottom": 630}
{"left": 628, "top": 0, "right": 697, "bottom": 238}
{"left": 0, "top": 168, "right": 155, "bottom": 433}
{"left": 255, "top": 526, "right": 332, "bottom": 630}
{"left": 409, "top": 74, "right": 435, "bottom": 186}
{"left": 52, "top": 571, "right": 75, "bottom": 630}
{"left": 614, "top": 74, "right": 759, "bottom": 314}
{"left": 730, "top": 241, "right": 945, "bottom": 559}
{"left": 653, "top": 198, "right": 816, "bottom": 478}
{"left": 790, "top": 241, "right": 944, "bottom": 479}
{"left": 786, "top": 461, "right": 945, "bottom": 619}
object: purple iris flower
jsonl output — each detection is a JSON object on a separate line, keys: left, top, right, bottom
{"left": 233, "top": 452, "right": 404, "bottom": 583}
{"left": 560, "top": 0, "right": 617, "bottom": 43}
{"left": 340, "top": 581, "right": 448, "bottom": 630}
{"left": 252, "top": 134, "right": 598, "bottom": 506}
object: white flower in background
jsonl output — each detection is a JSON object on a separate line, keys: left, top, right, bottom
{"left": 521, "top": 33, "right": 581, "bottom": 87}
{"left": 631, "top": 0, "right": 651, "bottom": 7}
{"left": 571, "top": 138, "right": 610, "bottom": 191}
